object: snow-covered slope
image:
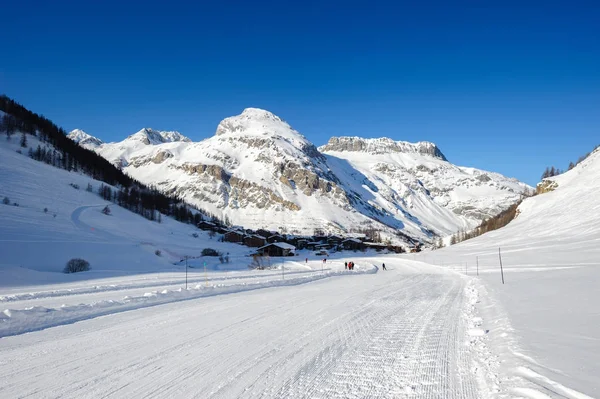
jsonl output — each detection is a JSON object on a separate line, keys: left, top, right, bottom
{"left": 414, "top": 146, "right": 600, "bottom": 397}
{"left": 320, "top": 137, "right": 531, "bottom": 236}
{"left": 0, "top": 135, "right": 244, "bottom": 281}
{"left": 70, "top": 108, "right": 531, "bottom": 242}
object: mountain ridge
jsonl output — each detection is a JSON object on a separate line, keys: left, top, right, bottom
{"left": 68, "top": 108, "right": 531, "bottom": 242}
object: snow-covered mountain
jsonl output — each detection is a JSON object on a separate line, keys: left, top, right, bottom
{"left": 69, "top": 108, "right": 531, "bottom": 242}
{"left": 67, "top": 129, "right": 104, "bottom": 148}
{"left": 319, "top": 136, "right": 530, "bottom": 235}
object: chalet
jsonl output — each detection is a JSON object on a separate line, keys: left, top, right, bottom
{"left": 197, "top": 221, "right": 217, "bottom": 231}
{"left": 223, "top": 230, "right": 245, "bottom": 243}
{"left": 255, "top": 229, "right": 273, "bottom": 239}
{"left": 315, "top": 243, "right": 331, "bottom": 252}
{"left": 257, "top": 242, "right": 296, "bottom": 257}
{"left": 305, "top": 241, "right": 322, "bottom": 251}
{"left": 244, "top": 234, "right": 267, "bottom": 248}
{"left": 294, "top": 238, "right": 308, "bottom": 250}
{"left": 216, "top": 226, "right": 229, "bottom": 234}
{"left": 364, "top": 242, "right": 389, "bottom": 251}
{"left": 312, "top": 235, "right": 328, "bottom": 243}
{"left": 327, "top": 235, "right": 344, "bottom": 246}
{"left": 267, "top": 234, "right": 285, "bottom": 244}
{"left": 341, "top": 238, "right": 365, "bottom": 251}
{"left": 346, "top": 233, "right": 367, "bottom": 242}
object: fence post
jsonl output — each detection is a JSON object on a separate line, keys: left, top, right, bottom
{"left": 204, "top": 261, "right": 208, "bottom": 287}
{"left": 498, "top": 248, "right": 505, "bottom": 284}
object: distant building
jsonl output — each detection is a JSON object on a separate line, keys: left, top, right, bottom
{"left": 267, "top": 234, "right": 285, "bottom": 244}
{"left": 294, "top": 238, "right": 308, "bottom": 249}
{"left": 197, "top": 221, "right": 217, "bottom": 231}
{"left": 341, "top": 238, "right": 365, "bottom": 251}
{"left": 244, "top": 234, "right": 267, "bottom": 248}
{"left": 257, "top": 242, "right": 296, "bottom": 257}
{"left": 364, "top": 242, "right": 388, "bottom": 251}
{"left": 223, "top": 230, "right": 245, "bottom": 243}
{"left": 327, "top": 235, "right": 344, "bottom": 246}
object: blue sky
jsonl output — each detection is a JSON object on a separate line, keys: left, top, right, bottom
{"left": 1, "top": 1, "right": 599, "bottom": 185}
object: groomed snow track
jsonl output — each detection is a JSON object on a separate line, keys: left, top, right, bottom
{"left": 0, "top": 264, "right": 482, "bottom": 398}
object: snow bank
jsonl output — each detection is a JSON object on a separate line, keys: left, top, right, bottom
{"left": 0, "top": 265, "right": 376, "bottom": 338}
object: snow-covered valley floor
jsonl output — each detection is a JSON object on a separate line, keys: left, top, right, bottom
{"left": 1, "top": 260, "right": 490, "bottom": 399}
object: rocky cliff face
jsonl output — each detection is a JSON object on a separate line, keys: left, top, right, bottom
{"left": 69, "top": 109, "right": 531, "bottom": 243}
{"left": 320, "top": 137, "right": 447, "bottom": 160}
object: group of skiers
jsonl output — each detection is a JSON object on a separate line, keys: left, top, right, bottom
{"left": 344, "top": 261, "right": 355, "bottom": 270}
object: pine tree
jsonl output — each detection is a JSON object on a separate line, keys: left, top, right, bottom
{"left": 20, "top": 132, "right": 27, "bottom": 148}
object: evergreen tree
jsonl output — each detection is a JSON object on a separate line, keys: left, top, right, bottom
{"left": 20, "top": 132, "right": 27, "bottom": 148}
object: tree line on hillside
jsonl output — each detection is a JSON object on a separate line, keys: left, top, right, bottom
{"left": 0, "top": 94, "right": 227, "bottom": 227}
{"left": 434, "top": 199, "right": 524, "bottom": 249}
{"left": 541, "top": 143, "right": 599, "bottom": 180}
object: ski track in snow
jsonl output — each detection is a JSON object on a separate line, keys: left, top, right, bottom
{"left": 0, "top": 267, "right": 484, "bottom": 398}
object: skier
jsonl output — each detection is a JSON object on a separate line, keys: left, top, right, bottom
{"left": 305, "top": 258, "right": 308, "bottom": 264}
{"left": 382, "top": 263, "right": 387, "bottom": 270}
{"left": 344, "top": 261, "right": 348, "bottom": 270}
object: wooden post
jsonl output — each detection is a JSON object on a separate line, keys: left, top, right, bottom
{"left": 498, "top": 248, "right": 505, "bottom": 284}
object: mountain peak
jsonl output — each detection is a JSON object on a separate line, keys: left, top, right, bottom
{"left": 319, "top": 136, "right": 447, "bottom": 161}
{"left": 67, "top": 129, "right": 103, "bottom": 148}
{"left": 126, "top": 128, "right": 190, "bottom": 145}
{"left": 215, "top": 108, "right": 303, "bottom": 141}
{"left": 240, "top": 107, "right": 282, "bottom": 121}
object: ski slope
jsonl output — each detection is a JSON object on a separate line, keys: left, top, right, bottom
{"left": 0, "top": 260, "right": 491, "bottom": 399}
{"left": 412, "top": 147, "right": 600, "bottom": 398}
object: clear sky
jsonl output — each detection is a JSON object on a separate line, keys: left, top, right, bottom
{"left": 1, "top": 1, "right": 599, "bottom": 185}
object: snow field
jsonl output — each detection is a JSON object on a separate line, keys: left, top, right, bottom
{"left": 409, "top": 148, "right": 600, "bottom": 398}
{"left": 0, "top": 262, "right": 376, "bottom": 338}
{"left": 0, "top": 260, "right": 491, "bottom": 398}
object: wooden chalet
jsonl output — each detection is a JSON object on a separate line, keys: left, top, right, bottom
{"left": 327, "top": 235, "right": 344, "bottom": 246}
{"left": 364, "top": 242, "right": 389, "bottom": 251}
{"left": 244, "top": 234, "right": 267, "bottom": 248}
{"left": 223, "top": 230, "right": 245, "bottom": 243}
{"left": 341, "top": 238, "right": 365, "bottom": 251}
{"left": 267, "top": 234, "right": 285, "bottom": 244}
{"left": 197, "top": 221, "right": 217, "bottom": 231}
{"left": 257, "top": 242, "right": 296, "bottom": 257}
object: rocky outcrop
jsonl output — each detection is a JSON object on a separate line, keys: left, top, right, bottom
{"left": 320, "top": 137, "right": 447, "bottom": 161}
{"left": 536, "top": 179, "right": 559, "bottom": 194}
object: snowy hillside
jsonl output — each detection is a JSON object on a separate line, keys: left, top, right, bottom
{"left": 0, "top": 135, "right": 244, "bottom": 281}
{"left": 414, "top": 146, "right": 600, "bottom": 397}
{"left": 70, "top": 108, "right": 531, "bottom": 242}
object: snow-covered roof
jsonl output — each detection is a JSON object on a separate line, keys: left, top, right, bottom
{"left": 258, "top": 242, "right": 296, "bottom": 250}
{"left": 246, "top": 234, "right": 266, "bottom": 240}
{"left": 342, "top": 238, "right": 363, "bottom": 244}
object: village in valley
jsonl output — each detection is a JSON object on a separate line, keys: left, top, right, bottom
{"left": 196, "top": 219, "right": 418, "bottom": 261}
